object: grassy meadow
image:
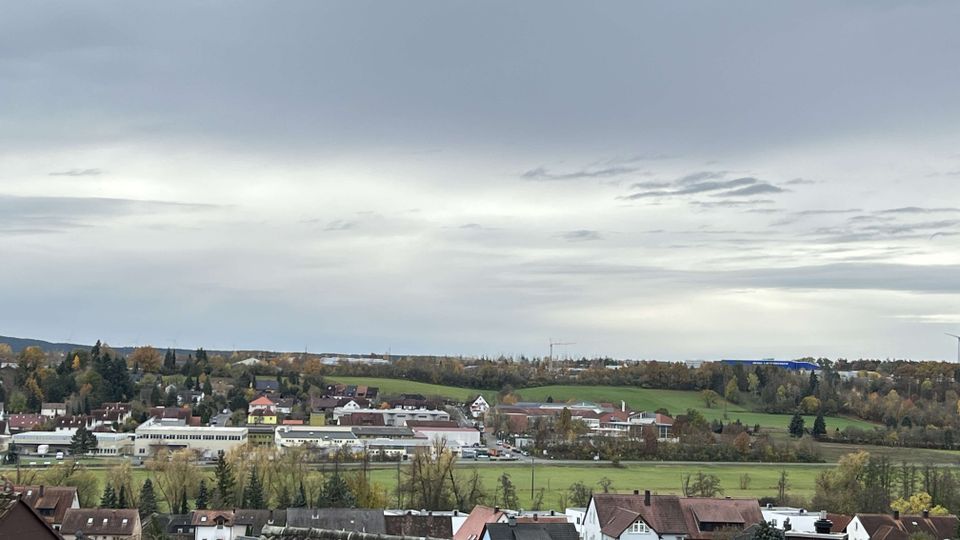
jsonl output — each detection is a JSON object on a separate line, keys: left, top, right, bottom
{"left": 327, "top": 376, "right": 878, "bottom": 432}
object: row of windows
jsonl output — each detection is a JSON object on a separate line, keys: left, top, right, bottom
{"left": 137, "top": 433, "right": 244, "bottom": 441}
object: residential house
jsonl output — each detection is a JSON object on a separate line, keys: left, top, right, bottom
{"left": 0, "top": 491, "right": 63, "bottom": 539}
{"left": 13, "top": 484, "right": 79, "bottom": 531}
{"left": 247, "top": 408, "right": 278, "bottom": 425}
{"left": 455, "top": 506, "right": 506, "bottom": 540}
{"left": 40, "top": 403, "right": 66, "bottom": 418}
{"left": 149, "top": 406, "right": 202, "bottom": 426}
{"left": 192, "top": 510, "right": 243, "bottom": 540}
{"left": 233, "top": 509, "right": 286, "bottom": 537}
{"left": 7, "top": 414, "right": 45, "bottom": 433}
{"left": 846, "top": 511, "right": 958, "bottom": 540}
{"left": 248, "top": 396, "right": 276, "bottom": 414}
{"left": 274, "top": 398, "right": 296, "bottom": 415}
{"left": 761, "top": 507, "right": 851, "bottom": 534}
{"left": 61, "top": 508, "right": 141, "bottom": 540}
{"left": 161, "top": 513, "right": 196, "bottom": 540}
{"left": 386, "top": 512, "right": 454, "bottom": 538}
{"left": 483, "top": 520, "right": 580, "bottom": 540}
{"left": 469, "top": 395, "right": 490, "bottom": 418}
{"left": 285, "top": 508, "right": 386, "bottom": 534}
{"left": 254, "top": 380, "right": 280, "bottom": 394}
{"left": 584, "top": 491, "right": 763, "bottom": 540}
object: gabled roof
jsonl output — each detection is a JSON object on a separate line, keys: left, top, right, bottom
{"left": 192, "top": 510, "right": 235, "bottom": 526}
{"left": 484, "top": 522, "right": 579, "bottom": 540}
{"left": 0, "top": 493, "right": 63, "bottom": 539}
{"left": 285, "top": 508, "right": 385, "bottom": 533}
{"left": 852, "top": 514, "right": 958, "bottom": 540}
{"left": 592, "top": 493, "right": 686, "bottom": 535}
{"left": 234, "top": 508, "right": 287, "bottom": 531}
{"left": 385, "top": 513, "right": 454, "bottom": 538}
{"left": 592, "top": 493, "right": 763, "bottom": 539}
{"left": 455, "top": 506, "right": 505, "bottom": 540}
{"left": 14, "top": 484, "right": 78, "bottom": 525}
{"left": 62, "top": 508, "right": 140, "bottom": 536}
{"left": 250, "top": 396, "right": 276, "bottom": 406}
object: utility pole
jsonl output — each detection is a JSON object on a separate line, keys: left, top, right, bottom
{"left": 396, "top": 457, "right": 401, "bottom": 508}
{"left": 530, "top": 453, "right": 535, "bottom": 500}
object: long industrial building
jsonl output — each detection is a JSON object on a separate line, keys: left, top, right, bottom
{"left": 134, "top": 417, "right": 248, "bottom": 459}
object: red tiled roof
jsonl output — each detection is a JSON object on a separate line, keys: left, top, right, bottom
{"left": 455, "top": 506, "right": 505, "bottom": 540}
{"left": 250, "top": 396, "right": 275, "bottom": 406}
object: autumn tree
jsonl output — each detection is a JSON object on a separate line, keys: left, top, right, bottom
{"left": 130, "top": 346, "right": 163, "bottom": 373}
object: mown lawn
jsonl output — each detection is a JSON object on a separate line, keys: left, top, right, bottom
{"left": 368, "top": 461, "right": 829, "bottom": 509}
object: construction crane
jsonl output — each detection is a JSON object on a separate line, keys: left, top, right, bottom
{"left": 946, "top": 333, "right": 960, "bottom": 363}
{"left": 548, "top": 339, "right": 576, "bottom": 361}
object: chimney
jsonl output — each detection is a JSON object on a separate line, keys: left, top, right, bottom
{"left": 621, "top": 401, "right": 626, "bottom": 412}
{"left": 495, "top": 507, "right": 500, "bottom": 513}
{"left": 893, "top": 510, "right": 900, "bottom": 520}
{"left": 39, "top": 485, "right": 45, "bottom": 497}
{"left": 507, "top": 515, "right": 517, "bottom": 527}
{"left": 551, "top": 511, "right": 556, "bottom": 517}
{"left": 534, "top": 514, "right": 538, "bottom": 521}
{"left": 923, "top": 509, "right": 930, "bottom": 518}
{"left": 814, "top": 511, "right": 833, "bottom": 534}
{"left": 633, "top": 490, "right": 640, "bottom": 495}
{"left": 644, "top": 490, "right": 651, "bottom": 506}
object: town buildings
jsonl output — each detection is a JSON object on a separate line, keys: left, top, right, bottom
{"left": 133, "top": 417, "right": 247, "bottom": 459}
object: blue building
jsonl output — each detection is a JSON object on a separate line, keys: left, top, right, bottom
{"left": 720, "top": 358, "right": 819, "bottom": 371}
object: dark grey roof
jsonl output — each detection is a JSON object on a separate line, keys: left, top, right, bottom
{"left": 234, "top": 508, "right": 287, "bottom": 531}
{"left": 285, "top": 508, "right": 386, "bottom": 534}
{"left": 352, "top": 426, "right": 414, "bottom": 438}
{"left": 484, "top": 523, "right": 579, "bottom": 540}
{"left": 276, "top": 430, "right": 356, "bottom": 440}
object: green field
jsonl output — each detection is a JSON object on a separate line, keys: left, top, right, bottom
{"left": 370, "top": 461, "right": 827, "bottom": 508}
{"left": 328, "top": 377, "right": 878, "bottom": 432}
{"left": 328, "top": 376, "right": 498, "bottom": 403}
{"left": 1, "top": 462, "right": 826, "bottom": 510}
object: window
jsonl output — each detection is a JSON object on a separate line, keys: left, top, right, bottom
{"left": 629, "top": 521, "right": 649, "bottom": 534}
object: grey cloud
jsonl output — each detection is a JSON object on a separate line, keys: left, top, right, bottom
{"left": 630, "top": 181, "right": 673, "bottom": 189}
{"left": 324, "top": 220, "right": 355, "bottom": 231}
{"left": 621, "top": 177, "right": 759, "bottom": 199}
{"left": 676, "top": 171, "right": 729, "bottom": 184}
{"left": 560, "top": 229, "right": 602, "bottom": 242}
{"left": 459, "top": 223, "right": 483, "bottom": 230}
{"left": 694, "top": 199, "right": 776, "bottom": 208}
{"left": 49, "top": 168, "right": 103, "bottom": 177}
{"left": 521, "top": 165, "right": 641, "bottom": 181}
{"left": 785, "top": 178, "right": 817, "bottom": 185}
{"left": 714, "top": 183, "right": 785, "bottom": 197}
{"left": 880, "top": 207, "right": 960, "bottom": 214}
{"left": 0, "top": 195, "right": 218, "bottom": 233}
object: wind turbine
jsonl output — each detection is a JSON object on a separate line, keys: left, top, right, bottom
{"left": 946, "top": 333, "right": 960, "bottom": 363}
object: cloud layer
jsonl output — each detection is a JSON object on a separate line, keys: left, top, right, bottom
{"left": 1, "top": 1, "right": 960, "bottom": 361}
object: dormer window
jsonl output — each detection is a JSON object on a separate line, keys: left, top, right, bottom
{"left": 629, "top": 520, "right": 649, "bottom": 534}
{"left": 87, "top": 518, "right": 94, "bottom": 525}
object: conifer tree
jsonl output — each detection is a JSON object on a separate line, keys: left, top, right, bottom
{"left": 812, "top": 413, "right": 827, "bottom": 438}
{"left": 138, "top": 479, "right": 158, "bottom": 518}
{"left": 214, "top": 450, "right": 235, "bottom": 507}
{"left": 101, "top": 485, "right": 117, "bottom": 508}
{"left": 179, "top": 487, "right": 189, "bottom": 514}
{"left": 788, "top": 412, "right": 805, "bottom": 438}
{"left": 196, "top": 480, "right": 209, "bottom": 510}
{"left": 243, "top": 465, "right": 265, "bottom": 509}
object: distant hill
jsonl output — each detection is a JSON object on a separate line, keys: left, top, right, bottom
{"left": 0, "top": 335, "right": 215, "bottom": 357}
{"left": 0, "top": 335, "right": 90, "bottom": 354}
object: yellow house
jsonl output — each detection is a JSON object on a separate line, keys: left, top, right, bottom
{"left": 247, "top": 408, "right": 277, "bottom": 425}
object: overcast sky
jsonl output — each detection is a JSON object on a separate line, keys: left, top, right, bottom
{"left": 2, "top": 1, "right": 960, "bottom": 361}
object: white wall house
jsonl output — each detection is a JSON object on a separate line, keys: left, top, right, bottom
{"left": 411, "top": 426, "right": 481, "bottom": 447}
{"left": 469, "top": 396, "right": 490, "bottom": 418}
